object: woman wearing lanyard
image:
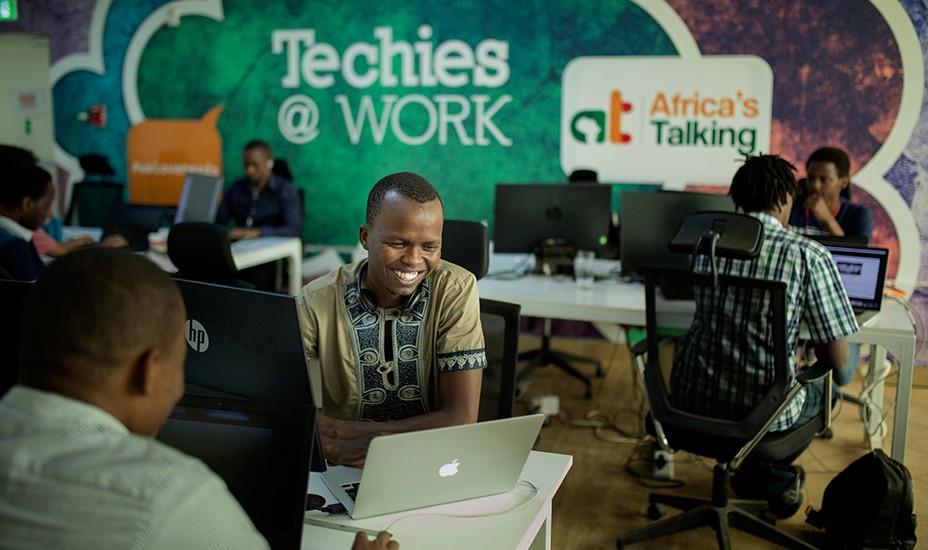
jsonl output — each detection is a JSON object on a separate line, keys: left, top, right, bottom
{"left": 789, "top": 146, "right": 873, "bottom": 387}
{"left": 788, "top": 146, "right": 873, "bottom": 241}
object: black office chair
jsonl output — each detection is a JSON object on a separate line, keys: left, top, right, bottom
{"left": 441, "top": 219, "right": 489, "bottom": 279}
{"left": 617, "top": 212, "right": 829, "bottom": 549}
{"left": 64, "top": 181, "right": 124, "bottom": 228}
{"left": 440, "top": 219, "right": 521, "bottom": 421}
{"left": 167, "top": 222, "right": 255, "bottom": 289}
{"left": 477, "top": 298, "right": 521, "bottom": 421}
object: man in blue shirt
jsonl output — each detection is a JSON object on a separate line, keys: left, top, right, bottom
{"left": 216, "top": 140, "right": 302, "bottom": 290}
{"left": 788, "top": 147, "right": 872, "bottom": 241}
{"left": 0, "top": 163, "right": 54, "bottom": 280}
{"left": 216, "top": 139, "right": 301, "bottom": 239}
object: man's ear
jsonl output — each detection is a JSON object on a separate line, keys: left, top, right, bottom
{"left": 130, "top": 349, "right": 160, "bottom": 396}
{"left": 359, "top": 225, "right": 370, "bottom": 250}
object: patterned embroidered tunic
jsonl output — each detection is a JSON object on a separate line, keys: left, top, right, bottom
{"left": 297, "top": 260, "right": 486, "bottom": 421}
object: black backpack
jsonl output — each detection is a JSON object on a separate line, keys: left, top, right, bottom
{"left": 806, "top": 449, "right": 917, "bottom": 549}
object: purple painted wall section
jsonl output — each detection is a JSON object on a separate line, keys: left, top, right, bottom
{"left": 1, "top": 0, "right": 96, "bottom": 62}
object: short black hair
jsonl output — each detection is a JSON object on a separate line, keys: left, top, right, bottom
{"left": 728, "top": 154, "right": 800, "bottom": 213}
{"left": 0, "top": 163, "right": 51, "bottom": 208}
{"left": 366, "top": 172, "right": 442, "bottom": 226}
{"left": 19, "top": 247, "right": 184, "bottom": 389}
{"left": 806, "top": 147, "right": 851, "bottom": 178}
{"left": 243, "top": 139, "right": 272, "bottom": 157}
{"left": 0, "top": 144, "right": 38, "bottom": 166}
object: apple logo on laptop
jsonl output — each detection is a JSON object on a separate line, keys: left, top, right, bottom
{"left": 439, "top": 459, "right": 460, "bottom": 478}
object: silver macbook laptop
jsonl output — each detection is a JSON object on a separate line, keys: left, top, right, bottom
{"left": 174, "top": 173, "right": 223, "bottom": 224}
{"left": 823, "top": 244, "right": 889, "bottom": 325}
{"left": 321, "top": 414, "right": 545, "bottom": 519}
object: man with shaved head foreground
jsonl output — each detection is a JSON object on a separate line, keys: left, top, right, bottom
{"left": 297, "top": 172, "right": 486, "bottom": 467}
{"left": 0, "top": 248, "right": 398, "bottom": 550}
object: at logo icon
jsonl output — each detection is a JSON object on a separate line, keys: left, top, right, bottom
{"left": 569, "top": 91, "right": 632, "bottom": 144}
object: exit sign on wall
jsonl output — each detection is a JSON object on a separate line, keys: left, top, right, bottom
{"left": 0, "top": 0, "right": 17, "bottom": 22}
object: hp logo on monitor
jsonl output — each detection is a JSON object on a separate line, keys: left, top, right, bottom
{"left": 185, "top": 319, "right": 209, "bottom": 353}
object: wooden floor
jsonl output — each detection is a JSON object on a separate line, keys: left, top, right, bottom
{"left": 517, "top": 334, "right": 928, "bottom": 549}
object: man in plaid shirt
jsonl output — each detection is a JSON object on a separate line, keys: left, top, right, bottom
{"left": 670, "top": 154, "right": 859, "bottom": 516}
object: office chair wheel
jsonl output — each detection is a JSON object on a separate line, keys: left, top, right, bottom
{"left": 819, "top": 427, "right": 834, "bottom": 439}
{"left": 647, "top": 503, "right": 666, "bottom": 520}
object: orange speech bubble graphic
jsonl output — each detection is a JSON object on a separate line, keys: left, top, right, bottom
{"left": 127, "top": 104, "right": 224, "bottom": 204}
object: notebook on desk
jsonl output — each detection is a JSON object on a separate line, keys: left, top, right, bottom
{"left": 321, "top": 414, "right": 545, "bottom": 519}
{"left": 822, "top": 244, "right": 889, "bottom": 325}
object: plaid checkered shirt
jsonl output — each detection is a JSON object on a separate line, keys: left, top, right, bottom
{"left": 671, "top": 212, "right": 859, "bottom": 431}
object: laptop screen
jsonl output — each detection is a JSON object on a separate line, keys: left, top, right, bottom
{"left": 823, "top": 244, "right": 889, "bottom": 311}
{"left": 157, "top": 395, "right": 315, "bottom": 549}
{"left": 174, "top": 174, "right": 223, "bottom": 224}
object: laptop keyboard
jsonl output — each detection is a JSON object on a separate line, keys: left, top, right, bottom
{"left": 341, "top": 482, "right": 361, "bottom": 501}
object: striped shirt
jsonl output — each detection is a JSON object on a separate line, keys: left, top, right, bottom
{"left": 670, "top": 212, "right": 858, "bottom": 431}
{"left": 0, "top": 386, "right": 269, "bottom": 550}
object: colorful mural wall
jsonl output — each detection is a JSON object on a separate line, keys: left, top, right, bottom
{"left": 3, "top": 0, "right": 927, "bottom": 370}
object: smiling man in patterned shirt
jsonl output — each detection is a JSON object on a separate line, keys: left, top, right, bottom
{"left": 297, "top": 172, "right": 485, "bottom": 467}
{"left": 670, "top": 154, "right": 859, "bottom": 516}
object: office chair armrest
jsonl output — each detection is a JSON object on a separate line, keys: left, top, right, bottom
{"left": 796, "top": 362, "right": 831, "bottom": 385}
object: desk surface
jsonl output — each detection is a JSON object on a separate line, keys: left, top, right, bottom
{"left": 479, "top": 263, "right": 917, "bottom": 462}
{"left": 302, "top": 451, "right": 572, "bottom": 549}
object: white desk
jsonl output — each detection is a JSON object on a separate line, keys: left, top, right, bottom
{"left": 63, "top": 227, "right": 303, "bottom": 295}
{"left": 229, "top": 237, "right": 303, "bottom": 295}
{"left": 302, "top": 451, "right": 572, "bottom": 549}
{"left": 479, "top": 271, "right": 917, "bottom": 462}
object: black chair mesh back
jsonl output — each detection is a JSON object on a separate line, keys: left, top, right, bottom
{"left": 441, "top": 219, "right": 489, "bottom": 280}
{"left": 65, "top": 182, "right": 124, "bottom": 228}
{"left": 477, "top": 298, "right": 520, "bottom": 421}
{"left": 167, "top": 222, "right": 252, "bottom": 288}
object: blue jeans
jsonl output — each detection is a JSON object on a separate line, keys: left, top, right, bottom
{"left": 833, "top": 343, "right": 861, "bottom": 386}
{"left": 731, "top": 379, "right": 833, "bottom": 500}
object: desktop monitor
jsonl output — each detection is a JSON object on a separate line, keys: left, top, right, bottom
{"left": 157, "top": 395, "right": 315, "bottom": 549}
{"left": 0, "top": 280, "right": 31, "bottom": 397}
{"left": 620, "top": 190, "right": 736, "bottom": 277}
{"left": 174, "top": 173, "right": 223, "bottom": 224}
{"left": 494, "top": 183, "right": 613, "bottom": 257}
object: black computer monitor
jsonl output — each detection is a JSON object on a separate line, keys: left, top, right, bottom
{"left": 0, "top": 280, "right": 32, "bottom": 397}
{"left": 157, "top": 395, "right": 315, "bottom": 549}
{"left": 620, "top": 190, "right": 736, "bottom": 277}
{"left": 174, "top": 279, "right": 326, "bottom": 472}
{"left": 174, "top": 173, "right": 223, "bottom": 224}
{"left": 493, "top": 183, "right": 613, "bottom": 257}
{"left": 174, "top": 278, "right": 312, "bottom": 404}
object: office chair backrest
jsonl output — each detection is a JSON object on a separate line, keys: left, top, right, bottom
{"left": 642, "top": 212, "right": 798, "bottom": 462}
{"left": 568, "top": 169, "right": 598, "bottom": 183}
{"left": 167, "top": 222, "right": 254, "bottom": 289}
{"left": 441, "top": 219, "right": 489, "bottom": 280}
{"left": 477, "top": 298, "right": 521, "bottom": 421}
{"left": 64, "top": 182, "right": 124, "bottom": 228}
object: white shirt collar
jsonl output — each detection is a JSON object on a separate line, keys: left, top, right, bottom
{"left": 0, "top": 215, "right": 34, "bottom": 242}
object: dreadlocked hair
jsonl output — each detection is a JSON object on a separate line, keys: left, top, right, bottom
{"left": 728, "top": 154, "right": 799, "bottom": 213}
